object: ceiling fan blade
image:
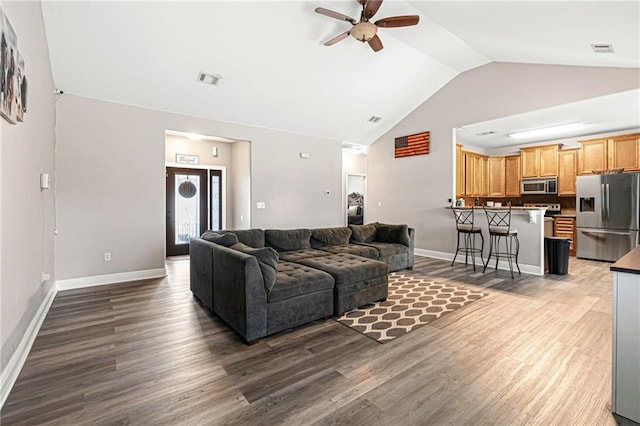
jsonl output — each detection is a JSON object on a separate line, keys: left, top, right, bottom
{"left": 368, "top": 34, "right": 383, "bottom": 52}
{"left": 315, "top": 7, "right": 356, "bottom": 24}
{"left": 324, "top": 31, "right": 350, "bottom": 46}
{"left": 364, "top": 0, "right": 383, "bottom": 19}
{"left": 375, "top": 15, "right": 420, "bottom": 28}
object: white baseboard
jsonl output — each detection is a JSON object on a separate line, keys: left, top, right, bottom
{"left": 56, "top": 268, "right": 167, "bottom": 291}
{"left": 414, "top": 248, "right": 543, "bottom": 276}
{"left": 0, "top": 285, "right": 57, "bottom": 409}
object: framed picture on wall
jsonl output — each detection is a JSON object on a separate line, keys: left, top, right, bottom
{"left": 1, "top": 7, "right": 18, "bottom": 124}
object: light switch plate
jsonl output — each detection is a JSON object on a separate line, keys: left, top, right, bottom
{"left": 257, "top": 202, "right": 266, "bottom": 209}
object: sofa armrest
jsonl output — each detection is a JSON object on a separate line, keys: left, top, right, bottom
{"left": 190, "top": 238, "right": 216, "bottom": 309}
{"left": 212, "top": 246, "right": 268, "bottom": 342}
{"left": 407, "top": 227, "right": 415, "bottom": 268}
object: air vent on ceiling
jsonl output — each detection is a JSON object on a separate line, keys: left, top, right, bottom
{"left": 591, "top": 44, "right": 615, "bottom": 54}
{"left": 197, "top": 72, "right": 222, "bottom": 86}
{"left": 368, "top": 116, "right": 382, "bottom": 123}
{"left": 476, "top": 131, "right": 495, "bottom": 136}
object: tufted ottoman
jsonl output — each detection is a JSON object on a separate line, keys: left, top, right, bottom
{"left": 293, "top": 253, "right": 388, "bottom": 315}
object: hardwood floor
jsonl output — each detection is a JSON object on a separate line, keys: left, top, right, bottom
{"left": 1, "top": 256, "right": 631, "bottom": 425}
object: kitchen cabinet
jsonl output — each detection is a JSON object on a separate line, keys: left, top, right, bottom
{"left": 463, "top": 151, "right": 489, "bottom": 197}
{"left": 578, "top": 135, "right": 640, "bottom": 175}
{"left": 608, "top": 133, "right": 640, "bottom": 172}
{"left": 456, "top": 144, "right": 464, "bottom": 197}
{"left": 554, "top": 217, "right": 576, "bottom": 256}
{"left": 488, "top": 156, "right": 505, "bottom": 197}
{"left": 521, "top": 144, "right": 560, "bottom": 178}
{"left": 505, "top": 155, "right": 521, "bottom": 196}
{"left": 558, "top": 149, "right": 578, "bottom": 196}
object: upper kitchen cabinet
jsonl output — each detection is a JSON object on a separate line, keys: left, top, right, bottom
{"left": 488, "top": 157, "right": 505, "bottom": 197}
{"left": 520, "top": 144, "right": 560, "bottom": 178}
{"left": 505, "top": 155, "right": 521, "bottom": 196}
{"left": 463, "top": 150, "right": 489, "bottom": 197}
{"left": 608, "top": 133, "right": 640, "bottom": 172}
{"left": 579, "top": 134, "right": 640, "bottom": 174}
{"left": 558, "top": 148, "right": 578, "bottom": 196}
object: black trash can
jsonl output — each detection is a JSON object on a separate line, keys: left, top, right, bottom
{"left": 545, "top": 237, "right": 571, "bottom": 275}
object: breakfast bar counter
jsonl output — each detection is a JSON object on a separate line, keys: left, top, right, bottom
{"left": 447, "top": 206, "right": 547, "bottom": 275}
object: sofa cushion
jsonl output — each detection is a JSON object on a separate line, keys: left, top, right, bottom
{"left": 279, "top": 249, "right": 331, "bottom": 262}
{"left": 268, "top": 261, "right": 335, "bottom": 303}
{"left": 310, "top": 227, "right": 352, "bottom": 248}
{"left": 358, "top": 242, "right": 408, "bottom": 257}
{"left": 294, "top": 253, "right": 387, "bottom": 287}
{"left": 375, "top": 223, "right": 411, "bottom": 247}
{"left": 200, "top": 231, "right": 239, "bottom": 247}
{"left": 265, "top": 229, "right": 312, "bottom": 252}
{"left": 230, "top": 242, "right": 279, "bottom": 293}
{"left": 349, "top": 223, "right": 377, "bottom": 243}
{"left": 221, "top": 229, "right": 265, "bottom": 248}
{"left": 319, "top": 244, "right": 379, "bottom": 259}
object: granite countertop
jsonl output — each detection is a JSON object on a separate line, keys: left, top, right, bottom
{"left": 611, "top": 246, "right": 640, "bottom": 275}
{"left": 447, "top": 206, "right": 546, "bottom": 210}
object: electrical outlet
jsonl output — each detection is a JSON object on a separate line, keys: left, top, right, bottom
{"left": 104, "top": 252, "right": 112, "bottom": 262}
{"left": 41, "top": 272, "right": 50, "bottom": 283}
{"left": 240, "top": 214, "right": 244, "bottom": 221}
{"left": 378, "top": 201, "right": 382, "bottom": 207}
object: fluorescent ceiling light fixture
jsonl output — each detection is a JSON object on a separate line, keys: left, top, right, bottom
{"left": 508, "top": 122, "right": 584, "bottom": 140}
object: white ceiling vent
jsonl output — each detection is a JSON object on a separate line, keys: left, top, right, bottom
{"left": 476, "top": 131, "right": 495, "bottom": 136}
{"left": 197, "top": 72, "right": 222, "bottom": 86}
{"left": 368, "top": 116, "right": 382, "bottom": 123}
{"left": 591, "top": 44, "right": 615, "bottom": 54}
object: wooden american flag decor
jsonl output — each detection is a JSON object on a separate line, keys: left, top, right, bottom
{"left": 394, "top": 131, "right": 430, "bottom": 158}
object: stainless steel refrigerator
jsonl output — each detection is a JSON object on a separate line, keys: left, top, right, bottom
{"left": 577, "top": 172, "right": 639, "bottom": 262}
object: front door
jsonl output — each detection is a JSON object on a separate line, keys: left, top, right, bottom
{"left": 166, "top": 167, "right": 208, "bottom": 256}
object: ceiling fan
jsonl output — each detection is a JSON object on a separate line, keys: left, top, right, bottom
{"left": 315, "top": 0, "right": 419, "bottom": 52}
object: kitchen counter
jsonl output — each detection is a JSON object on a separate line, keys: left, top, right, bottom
{"left": 448, "top": 205, "right": 546, "bottom": 275}
{"left": 610, "top": 246, "right": 640, "bottom": 275}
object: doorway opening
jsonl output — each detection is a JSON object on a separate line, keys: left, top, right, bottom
{"left": 346, "top": 174, "right": 366, "bottom": 225}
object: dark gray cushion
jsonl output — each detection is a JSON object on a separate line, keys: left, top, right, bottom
{"left": 319, "top": 244, "right": 379, "bottom": 259}
{"left": 358, "top": 242, "right": 408, "bottom": 257}
{"left": 310, "top": 227, "right": 352, "bottom": 248}
{"left": 265, "top": 229, "right": 312, "bottom": 252}
{"left": 349, "top": 223, "right": 377, "bottom": 243}
{"left": 221, "top": 229, "right": 265, "bottom": 248}
{"left": 231, "top": 242, "right": 279, "bottom": 293}
{"left": 279, "top": 249, "right": 331, "bottom": 262}
{"left": 294, "top": 253, "right": 387, "bottom": 287}
{"left": 268, "top": 262, "right": 335, "bottom": 303}
{"left": 200, "top": 231, "right": 239, "bottom": 247}
{"left": 375, "top": 223, "right": 410, "bottom": 247}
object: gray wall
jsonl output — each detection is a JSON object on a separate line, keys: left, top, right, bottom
{"left": 367, "top": 62, "right": 640, "bottom": 255}
{"left": 230, "top": 141, "right": 251, "bottom": 230}
{"left": 0, "top": 1, "right": 55, "bottom": 370}
{"left": 55, "top": 95, "right": 342, "bottom": 280}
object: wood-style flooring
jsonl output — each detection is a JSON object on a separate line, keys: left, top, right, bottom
{"left": 1, "top": 256, "right": 633, "bottom": 425}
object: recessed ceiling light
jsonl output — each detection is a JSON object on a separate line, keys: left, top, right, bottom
{"left": 197, "top": 71, "right": 222, "bottom": 86}
{"left": 508, "top": 122, "right": 584, "bottom": 140}
{"left": 368, "top": 116, "right": 382, "bottom": 124}
{"left": 476, "top": 131, "right": 495, "bottom": 136}
{"left": 591, "top": 44, "right": 615, "bottom": 54}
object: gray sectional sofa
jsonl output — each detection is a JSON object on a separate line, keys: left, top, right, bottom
{"left": 190, "top": 223, "right": 415, "bottom": 343}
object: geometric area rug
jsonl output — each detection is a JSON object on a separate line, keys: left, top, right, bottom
{"left": 336, "top": 271, "right": 487, "bottom": 344}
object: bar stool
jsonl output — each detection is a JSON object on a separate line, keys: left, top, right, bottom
{"left": 451, "top": 208, "right": 484, "bottom": 271}
{"left": 483, "top": 206, "right": 521, "bottom": 279}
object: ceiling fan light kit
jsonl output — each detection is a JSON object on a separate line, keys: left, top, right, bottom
{"left": 315, "top": 0, "right": 419, "bottom": 52}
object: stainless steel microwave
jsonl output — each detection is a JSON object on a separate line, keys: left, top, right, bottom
{"left": 520, "top": 177, "right": 558, "bottom": 194}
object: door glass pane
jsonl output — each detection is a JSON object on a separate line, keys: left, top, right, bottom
{"left": 211, "top": 174, "right": 220, "bottom": 230}
{"left": 174, "top": 174, "right": 200, "bottom": 244}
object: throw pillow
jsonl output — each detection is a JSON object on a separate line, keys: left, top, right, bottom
{"left": 311, "top": 227, "right": 352, "bottom": 248}
{"left": 231, "top": 242, "right": 279, "bottom": 294}
{"left": 201, "top": 230, "right": 239, "bottom": 247}
{"left": 349, "top": 223, "right": 378, "bottom": 243}
{"left": 265, "top": 229, "right": 312, "bottom": 252}
{"left": 376, "top": 223, "right": 410, "bottom": 247}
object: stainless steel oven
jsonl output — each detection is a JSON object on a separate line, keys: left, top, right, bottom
{"left": 520, "top": 177, "right": 558, "bottom": 195}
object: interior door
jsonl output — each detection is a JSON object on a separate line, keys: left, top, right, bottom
{"left": 166, "top": 167, "right": 208, "bottom": 256}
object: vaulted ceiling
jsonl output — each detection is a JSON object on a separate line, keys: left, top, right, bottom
{"left": 41, "top": 1, "right": 640, "bottom": 145}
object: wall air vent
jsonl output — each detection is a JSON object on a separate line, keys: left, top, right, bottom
{"left": 476, "top": 131, "right": 495, "bottom": 136}
{"left": 197, "top": 72, "right": 222, "bottom": 86}
{"left": 368, "top": 116, "right": 382, "bottom": 123}
{"left": 591, "top": 44, "right": 615, "bottom": 53}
